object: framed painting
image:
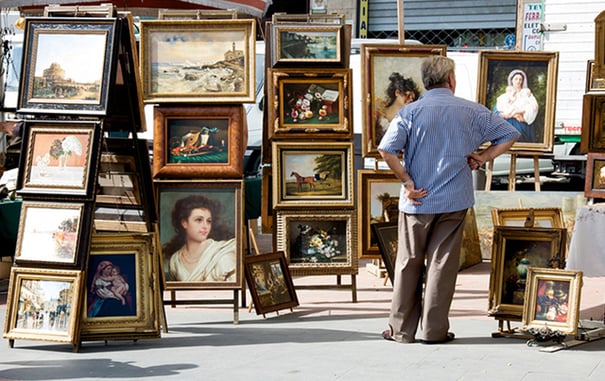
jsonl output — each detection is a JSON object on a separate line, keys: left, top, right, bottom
{"left": 16, "top": 120, "right": 102, "bottom": 199}
{"left": 80, "top": 233, "right": 160, "bottom": 340}
{"left": 580, "top": 93, "right": 605, "bottom": 153}
{"left": 139, "top": 19, "right": 256, "bottom": 103}
{"left": 371, "top": 221, "right": 398, "bottom": 285}
{"left": 584, "top": 59, "right": 605, "bottom": 92}
{"left": 244, "top": 251, "right": 299, "bottom": 316}
{"left": 488, "top": 226, "right": 567, "bottom": 319}
{"left": 521, "top": 267, "right": 582, "bottom": 336}
{"left": 478, "top": 51, "right": 559, "bottom": 152}
{"left": 153, "top": 105, "right": 245, "bottom": 179}
{"left": 357, "top": 169, "right": 400, "bottom": 259}
{"left": 2, "top": 267, "right": 83, "bottom": 346}
{"left": 155, "top": 179, "right": 243, "bottom": 290}
{"left": 272, "top": 141, "right": 354, "bottom": 208}
{"left": 261, "top": 166, "right": 273, "bottom": 234}
{"left": 18, "top": 17, "right": 117, "bottom": 116}
{"left": 270, "top": 23, "right": 345, "bottom": 67}
{"left": 275, "top": 209, "right": 358, "bottom": 276}
{"left": 267, "top": 68, "right": 353, "bottom": 139}
{"left": 14, "top": 200, "right": 93, "bottom": 268}
{"left": 361, "top": 43, "right": 447, "bottom": 157}
{"left": 584, "top": 152, "right": 605, "bottom": 199}
{"left": 491, "top": 207, "right": 564, "bottom": 228}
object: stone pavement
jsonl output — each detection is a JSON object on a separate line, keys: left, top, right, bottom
{"left": 0, "top": 239, "right": 604, "bottom": 380}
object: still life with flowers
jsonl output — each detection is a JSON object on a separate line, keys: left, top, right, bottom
{"left": 283, "top": 82, "right": 339, "bottom": 125}
{"left": 291, "top": 223, "right": 346, "bottom": 263}
{"left": 35, "top": 134, "right": 84, "bottom": 176}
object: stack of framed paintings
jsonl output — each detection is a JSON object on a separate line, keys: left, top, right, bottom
{"left": 266, "top": 15, "right": 358, "bottom": 302}
{"left": 488, "top": 207, "right": 573, "bottom": 339}
{"left": 581, "top": 11, "right": 605, "bottom": 203}
{"left": 3, "top": 8, "right": 162, "bottom": 350}
{"left": 139, "top": 14, "right": 256, "bottom": 321}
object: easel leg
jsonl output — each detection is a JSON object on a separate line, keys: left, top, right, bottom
{"left": 485, "top": 160, "right": 494, "bottom": 191}
{"left": 532, "top": 155, "right": 541, "bottom": 191}
{"left": 233, "top": 290, "right": 239, "bottom": 325}
{"left": 508, "top": 154, "right": 517, "bottom": 191}
{"left": 351, "top": 274, "right": 357, "bottom": 303}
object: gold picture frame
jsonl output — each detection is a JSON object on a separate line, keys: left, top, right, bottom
{"left": 488, "top": 226, "right": 567, "bottom": 319}
{"left": 272, "top": 141, "right": 354, "bottom": 208}
{"left": 357, "top": 169, "right": 400, "bottom": 259}
{"left": 584, "top": 152, "right": 605, "bottom": 199}
{"left": 478, "top": 50, "right": 559, "bottom": 153}
{"left": 275, "top": 208, "right": 358, "bottom": 276}
{"left": 361, "top": 43, "right": 447, "bottom": 157}
{"left": 521, "top": 267, "right": 583, "bottom": 336}
{"left": 2, "top": 267, "right": 83, "bottom": 347}
{"left": 80, "top": 233, "right": 160, "bottom": 341}
{"left": 580, "top": 92, "right": 605, "bottom": 153}
{"left": 491, "top": 207, "right": 564, "bottom": 228}
{"left": 139, "top": 19, "right": 256, "bottom": 104}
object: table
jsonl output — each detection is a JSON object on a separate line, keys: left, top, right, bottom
{"left": 0, "top": 198, "right": 22, "bottom": 258}
{"left": 566, "top": 204, "right": 605, "bottom": 277}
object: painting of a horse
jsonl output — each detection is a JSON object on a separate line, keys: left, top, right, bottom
{"left": 291, "top": 171, "right": 315, "bottom": 191}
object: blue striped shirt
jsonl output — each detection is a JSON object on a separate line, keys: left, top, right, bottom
{"left": 378, "top": 88, "right": 520, "bottom": 214}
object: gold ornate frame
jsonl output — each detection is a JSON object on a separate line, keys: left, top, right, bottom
{"left": 478, "top": 50, "right": 559, "bottom": 153}
{"left": 521, "top": 267, "right": 583, "bottom": 336}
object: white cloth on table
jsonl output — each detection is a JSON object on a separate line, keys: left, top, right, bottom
{"left": 566, "top": 204, "right": 605, "bottom": 277}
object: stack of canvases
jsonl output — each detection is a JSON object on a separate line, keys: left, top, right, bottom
{"left": 139, "top": 15, "right": 255, "bottom": 302}
{"left": 3, "top": 9, "right": 162, "bottom": 350}
{"left": 263, "top": 14, "right": 359, "bottom": 295}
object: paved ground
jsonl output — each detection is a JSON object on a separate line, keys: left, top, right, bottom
{"left": 0, "top": 234, "right": 604, "bottom": 380}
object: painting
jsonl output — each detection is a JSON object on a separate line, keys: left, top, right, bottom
{"left": 361, "top": 44, "right": 447, "bottom": 157}
{"left": 80, "top": 233, "right": 160, "bottom": 340}
{"left": 155, "top": 180, "right": 243, "bottom": 289}
{"left": 491, "top": 207, "right": 564, "bottom": 228}
{"left": 18, "top": 17, "right": 117, "bottom": 116}
{"left": 2, "top": 267, "right": 83, "bottom": 346}
{"left": 275, "top": 209, "right": 358, "bottom": 276}
{"left": 14, "top": 201, "right": 92, "bottom": 268}
{"left": 585, "top": 152, "right": 605, "bottom": 199}
{"left": 521, "top": 268, "right": 582, "bottom": 336}
{"left": 371, "top": 221, "right": 398, "bottom": 285}
{"left": 17, "top": 120, "right": 101, "bottom": 199}
{"left": 153, "top": 105, "right": 245, "bottom": 179}
{"left": 244, "top": 251, "right": 299, "bottom": 316}
{"left": 267, "top": 68, "right": 353, "bottom": 139}
{"left": 488, "top": 226, "right": 567, "bottom": 319}
{"left": 357, "top": 169, "right": 400, "bottom": 259}
{"left": 270, "top": 23, "right": 345, "bottom": 67}
{"left": 580, "top": 92, "right": 605, "bottom": 153}
{"left": 272, "top": 141, "right": 354, "bottom": 208}
{"left": 139, "top": 19, "right": 256, "bottom": 103}
{"left": 478, "top": 51, "right": 559, "bottom": 152}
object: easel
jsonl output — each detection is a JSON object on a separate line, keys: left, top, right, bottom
{"left": 484, "top": 152, "right": 545, "bottom": 191}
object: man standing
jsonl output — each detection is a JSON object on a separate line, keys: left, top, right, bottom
{"left": 377, "top": 55, "right": 520, "bottom": 344}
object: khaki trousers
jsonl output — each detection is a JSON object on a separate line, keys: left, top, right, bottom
{"left": 387, "top": 209, "right": 467, "bottom": 342}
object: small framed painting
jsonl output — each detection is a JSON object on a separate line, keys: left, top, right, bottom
{"left": 244, "top": 251, "right": 299, "bottom": 316}
{"left": 80, "top": 233, "right": 160, "bottom": 340}
{"left": 270, "top": 23, "right": 345, "bottom": 67}
{"left": 153, "top": 105, "right": 245, "bottom": 179}
{"left": 14, "top": 200, "right": 93, "bottom": 268}
{"left": 18, "top": 17, "right": 117, "bottom": 116}
{"left": 2, "top": 267, "right": 83, "bottom": 347}
{"left": 521, "top": 267, "right": 582, "bottom": 336}
{"left": 17, "top": 120, "right": 102, "bottom": 199}
{"left": 139, "top": 19, "right": 256, "bottom": 103}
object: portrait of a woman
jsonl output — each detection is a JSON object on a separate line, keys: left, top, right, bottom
{"left": 162, "top": 194, "right": 236, "bottom": 282}
{"left": 374, "top": 72, "right": 420, "bottom": 145}
{"left": 493, "top": 69, "right": 539, "bottom": 143}
{"left": 87, "top": 258, "right": 134, "bottom": 318}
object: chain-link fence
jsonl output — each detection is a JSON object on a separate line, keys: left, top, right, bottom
{"left": 368, "top": 28, "right": 517, "bottom": 51}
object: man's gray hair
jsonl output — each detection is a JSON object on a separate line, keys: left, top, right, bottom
{"left": 421, "top": 56, "right": 455, "bottom": 89}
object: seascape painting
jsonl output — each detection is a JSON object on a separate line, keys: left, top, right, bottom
{"left": 149, "top": 31, "right": 247, "bottom": 95}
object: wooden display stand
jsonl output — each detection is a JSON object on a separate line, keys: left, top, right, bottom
{"left": 485, "top": 152, "right": 546, "bottom": 192}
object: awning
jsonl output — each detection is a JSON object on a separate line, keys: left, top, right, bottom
{"left": 1, "top": 0, "right": 273, "bottom": 18}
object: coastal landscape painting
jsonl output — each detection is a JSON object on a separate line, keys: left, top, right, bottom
{"left": 140, "top": 20, "right": 255, "bottom": 103}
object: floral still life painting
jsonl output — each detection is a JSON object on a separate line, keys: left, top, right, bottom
{"left": 290, "top": 222, "right": 346, "bottom": 264}
{"left": 31, "top": 133, "right": 87, "bottom": 185}
{"left": 283, "top": 82, "right": 339, "bottom": 125}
